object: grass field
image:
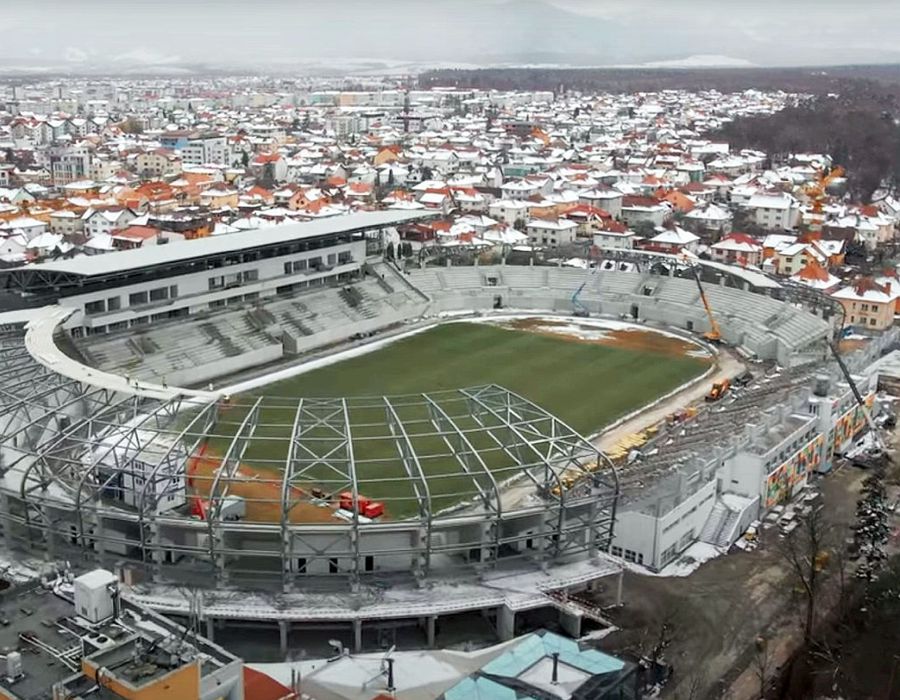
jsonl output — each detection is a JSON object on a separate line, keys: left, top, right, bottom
{"left": 202, "top": 322, "right": 710, "bottom": 518}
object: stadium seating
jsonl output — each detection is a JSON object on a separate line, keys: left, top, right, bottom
{"left": 77, "top": 262, "right": 831, "bottom": 384}
{"left": 79, "top": 275, "right": 426, "bottom": 385}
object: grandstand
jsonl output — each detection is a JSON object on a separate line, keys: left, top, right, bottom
{"left": 79, "top": 272, "right": 426, "bottom": 385}
{"left": 70, "top": 259, "right": 833, "bottom": 388}
{"left": 0, "top": 238, "right": 867, "bottom": 646}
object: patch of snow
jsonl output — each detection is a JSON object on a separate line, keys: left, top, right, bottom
{"left": 612, "top": 541, "right": 724, "bottom": 578}
{"left": 641, "top": 54, "right": 757, "bottom": 69}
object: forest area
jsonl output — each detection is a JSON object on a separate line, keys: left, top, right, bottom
{"left": 715, "top": 83, "right": 900, "bottom": 203}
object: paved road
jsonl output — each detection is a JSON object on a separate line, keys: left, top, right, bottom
{"left": 593, "top": 347, "right": 746, "bottom": 454}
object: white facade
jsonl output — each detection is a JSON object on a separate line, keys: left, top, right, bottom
{"left": 612, "top": 477, "right": 717, "bottom": 570}
{"left": 747, "top": 193, "right": 800, "bottom": 231}
{"left": 526, "top": 219, "right": 578, "bottom": 247}
{"left": 90, "top": 429, "right": 187, "bottom": 514}
{"left": 65, "top": 238, "right": 365, "bottom": 334}
{"left": 593, "top": 230, "right": 635, "bottom": 250}
{"left": 183, "top": 135, "right": 228, "bottom": 165}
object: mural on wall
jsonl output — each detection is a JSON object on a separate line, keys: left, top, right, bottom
{"left": 832, "top": 393, "right": 875, "bottom": 452}
{"left": 765, "top": 433, "right": 826, "bottom": 508}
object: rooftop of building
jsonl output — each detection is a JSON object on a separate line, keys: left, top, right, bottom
{"left": 0, "top": 570, "right": 241, "bottom": 700}
{"left": 2, "top": 209, "right": 436, "bottom": 281}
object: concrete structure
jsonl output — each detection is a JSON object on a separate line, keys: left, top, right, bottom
{"left": 0, "top": 569, "right": 243, "bottom": 700}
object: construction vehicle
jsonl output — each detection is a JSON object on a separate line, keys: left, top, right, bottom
{"left": 572, "top": 282, "right": 589, "bottom": 317}
{"left": 667, "top": 406, "right": 698, "bottom": 425}
{"left": 338, "top": 492, "right": 384, "bottom": 519}
{"left": 687, "top": 263, "right": 723, "bottom": 343}
{"left": 827, "top": 340, "right": 887, "bottom": 459}
{"left": 705, "top": 379, "right": 731, "bottom": 402}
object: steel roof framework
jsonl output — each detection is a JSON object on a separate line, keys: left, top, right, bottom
{"left": 0, "top": 323, "right": 618, "bottom": 590}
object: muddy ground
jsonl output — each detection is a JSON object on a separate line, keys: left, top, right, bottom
{"left": 588, "top": 466, "right": 868, "bottom": 699}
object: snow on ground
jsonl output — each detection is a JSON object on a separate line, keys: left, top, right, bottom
{"left": 0, "top": 551, "right": 53, "bottom": 584}
{"left": 720, "top": 492, "right": 756, "bottom": 511}
{"left": 611, "top": 541, "right": 725, "bottom": 579}
{"left": 473, "top": 313, "right": 712, "bottom": 355}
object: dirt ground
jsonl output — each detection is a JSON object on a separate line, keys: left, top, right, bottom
{"left": 502, "top": 317, "right": 704, "bottom": 357}
{"left": 588, "top": 466, "right": 868, "bottom": 699}
{"left": 187, "top": 448, "right": 342, "bottom": 524}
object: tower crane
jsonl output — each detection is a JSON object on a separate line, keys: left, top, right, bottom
{"left": 803, "top": 166, "right": 844, "bottom": 229}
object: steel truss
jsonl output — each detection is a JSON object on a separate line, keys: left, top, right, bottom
{"left": 0, "top": 322, "right": 619, "bottom": 592}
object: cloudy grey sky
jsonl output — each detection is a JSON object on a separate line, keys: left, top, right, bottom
{"left": 3, "top": 0, "right": 900, "bottom": 71}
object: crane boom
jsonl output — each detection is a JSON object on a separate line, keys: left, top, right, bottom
{"left": 688, "top": 265, "right": 722, "bottom": 342}
{"left": 828, "top": 340, "right": 883, "bottom": 448}
{"left": 572, "top": 282, "right": 589, "bottom": 317}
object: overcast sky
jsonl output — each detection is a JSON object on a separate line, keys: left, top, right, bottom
{"left": 3, "top": 0, "right": 900, "bottom": 71}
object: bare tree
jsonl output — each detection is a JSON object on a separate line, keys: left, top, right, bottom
{"left": 776, "top": 505, "right": 832, "bottom": 644}
{"left": 753, "top": 635, "right": 774, "bottom": 699}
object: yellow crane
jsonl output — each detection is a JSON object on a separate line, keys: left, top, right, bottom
{"left": 688, "top": 263, "right": 722, "bottom": 343}
{"left": 803, "top": 166, "right": 844, "bottom": 230}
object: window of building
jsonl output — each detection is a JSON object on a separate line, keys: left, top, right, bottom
{"left": 871, "top": 318, "right": 877, "bottom": 326}
{"left": 85, "top": 300, "right": 105, "bottom": 315}
{"left": 149, "top": 287, "right": 168, "bottom": 302}
{"left": 209, "top": 276, "right": 224, "bottom": 290}
{"left": 624, "top": 550, "right": 637, "bottom": 563}
{"left": 129, "top": 291, "right": 148, "bottom": 306}
{"left": 611, "top": 546, "right": 622, "bottom": 557}
{"left": 283, "top": 262, "right": 292, "bottom": 275}
{"left": 309, "top": 256, "right": 322, "bottom": 269}
{"left": 107, "top": 297, "right": 121, "bottom": 312}
{"left": 328, "top": 558, "right": 339, "bottom": 574}
{"left": 294, "top": 259, "right": 308, "bottom": 272}
{"left": 327, "top": 253, "right": 336, "bottom": 266}
{"left": 169, "top": 285, "right": 178, "bottom": 298}
{"left": 862, "top": 303, "right": 869, "bottom": 311}
{"left": 338, "top": 251, "right": 351, "bottom": 265}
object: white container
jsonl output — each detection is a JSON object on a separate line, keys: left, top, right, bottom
{"left": 74, "top": 569, "right": 118, "bottom": 624}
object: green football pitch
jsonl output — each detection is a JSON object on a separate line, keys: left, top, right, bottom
{"left": 206, "top": 322, "right": 710, "bottom": 517}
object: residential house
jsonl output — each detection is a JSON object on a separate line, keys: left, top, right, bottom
{"left": 684, "top": 202, "right": 733, "bottom": 237}
{"left": 578, "top": 187, "right": 623, "bottom": 219}
{"left": 593, "top": 227, "right": 635, "bottom": 250}
{"left": 790, "top": 259, "right": 841, "bottom": 293}
{"left": 0, "top": 216, "right": 48, "bottom": 240}
{"left": 199, "top": 186, "right": 239, "bottom": 209}
{"left": 832, "top": 277, "right": 900, "bottom": 331}
{"left": 251, "top": 152, "right": 288, "bottom": 184}
{"left": 136, "top": 149, "right": 181, "bottom": 179}
{"left": 488, "top": 199, "right": 528, "bottom": 226}
{"left": 745, "top": 192, "right": 800, "bottom": 231}
{"left": 49, "top": 209, "right": 84, "bottom": 237}
{"left": 182, "top": 133, "right": 228, "bottom": 166}
{"left": 620, "top": 196, "right": 670, "bottom": 228}
{"left": 526, "top": 218, "right": 578, "bottom": 247}
{"left": 83, "top": 208, "right": 137, "bottom": 239}
{"left": 643, "top": 226, "right": 700, "bottom": 255}
{"left": 709, "top": 233, "right": 763, "bottom": 266}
